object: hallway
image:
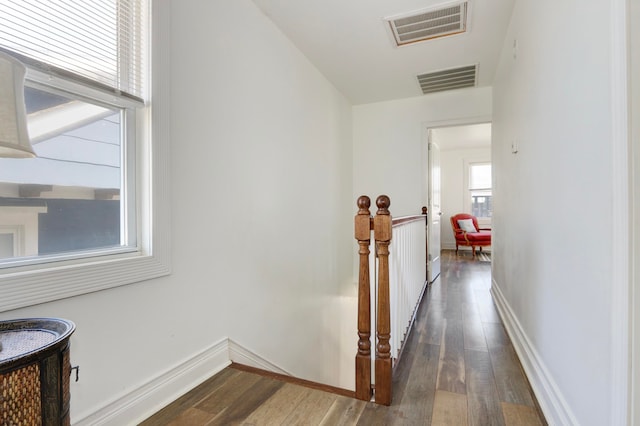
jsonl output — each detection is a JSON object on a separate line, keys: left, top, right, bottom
{"left": 141, "top": 251, "right": 545, "bottom": 425}
{"left": 356, "top": 250, "right": 545, "bottom": 424}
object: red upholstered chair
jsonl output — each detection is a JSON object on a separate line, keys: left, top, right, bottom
{"left": 450, "top": 213, "right": 491, "bottom": 257}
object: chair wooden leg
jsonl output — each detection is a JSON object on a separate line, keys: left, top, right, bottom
{"left": 455, "top": 244, "right": 459, "bottom": 255}
{"left": 472, "top": 246, "right": 476, "bottom": 257}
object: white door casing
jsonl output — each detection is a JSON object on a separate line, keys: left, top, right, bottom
{"left": 428, "top": 138, "right": 441, "bottom": 283}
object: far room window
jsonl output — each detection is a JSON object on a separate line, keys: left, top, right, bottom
{"left": 469, "top": 162, "right": 492, "bottom": 218}
{"left": 0, "top": 0, "right": 146, "bottom": 265}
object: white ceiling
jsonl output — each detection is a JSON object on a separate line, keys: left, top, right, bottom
{"left": 252, "top": 0, "right": 516, "bottom": 105}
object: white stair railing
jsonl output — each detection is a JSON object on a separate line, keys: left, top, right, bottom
{"left": 389, "top": 214, "right": 428, "bottom": 362}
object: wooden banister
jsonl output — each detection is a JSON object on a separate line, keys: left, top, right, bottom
{"left": 391, "top": 215, "right": 425, "bottom": 226}
{"left": 422, "top": 206, "right": 428, "bottom": 282}
{"left": 356, "top": 195, "right": 420, "bottom": 406}
{"left": 354, "top": 201, "right": 428, "bottom": 406}
{"left": 373, "top": 195, "right": 392, "bottom": 406}
{"left": 354, "top": 195, "right": 372, "bottom": 401}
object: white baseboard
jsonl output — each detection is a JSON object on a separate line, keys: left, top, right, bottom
{"left": 71, "top": 338, "right": 293, "bottom": 425}
{"left": 491, "top": 281, "right": 579, "bottom": 426}
{"left": 73, "top": 338, "right": 231, "bottom": 426}
{"left": 228, "top": 339, "right": 291, "bottom": 375}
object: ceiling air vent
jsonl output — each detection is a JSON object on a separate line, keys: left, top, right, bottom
{"left": 387, "top": 1, "right": 468, "bottom": 46}
{"left": 417, "top": 64, "right": 477, "bottom": 94}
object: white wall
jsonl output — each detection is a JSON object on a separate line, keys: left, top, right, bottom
{"left": 492, "top": 0, "right": 616, "bottom": 424}
{"left": 352, "top": 87, "right": 492, "bottom": 217}
{"left": 439, "top": 146, "right": 491, "bottom": 250}
{"left": 170, "top": 0, "right": 356, "bottom": 390}
{"left": 0, "top": 0, "right": 355, "bottom": 423}
{"left": 631, "top": 0, "right": 640, "bottom": 422}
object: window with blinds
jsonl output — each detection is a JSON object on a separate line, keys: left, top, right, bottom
{"left": 0, "top": 0, "right": 147, "bottom": 102}
{"left": 0, "top": 0, "right": 149, "bottom": 267}
{"left": 469, "top": 163, "right": 492, "bottom": 218}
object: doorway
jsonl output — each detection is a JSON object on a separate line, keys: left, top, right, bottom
{"left": 426, "top": 121, "right": 492, "bottom": 277}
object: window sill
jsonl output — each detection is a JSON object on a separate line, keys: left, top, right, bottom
{"left": 0, "top": 250, "right": 170, "bottom": 312}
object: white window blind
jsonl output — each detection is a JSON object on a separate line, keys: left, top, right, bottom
{"left": 0, "top": 0, "right": 147, "bottom": 102}
{"left": 469, "top": 163, "right": 492, "bottom": 190}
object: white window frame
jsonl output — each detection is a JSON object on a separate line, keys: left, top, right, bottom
{"left": 463, "top": 160, "right": 492, "bottom": 225}
{"left": 0, "top": 226, "right": 22, "bottom": 258}
{"left": 0, "top": 0, "right": 171, "bottom": 312}
{"left": 0, "top": 209, "right": 45, "bottom": 257}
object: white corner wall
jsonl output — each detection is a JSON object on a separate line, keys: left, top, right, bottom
{"left": 352, "top": 88, "right": 492, "bottom": 217}
{"left": 0, "top": 0, "right": 356, "bottom": 423}
{"left": 169, "top": 0, "right": 356, "bottom": 391}
{"left": 633, "top": 0, "right": 640, "bottom": 423}
{"left": 491, "top": 0, "right": 617, "bottom": 424}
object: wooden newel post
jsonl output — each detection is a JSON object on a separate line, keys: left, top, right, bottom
{"left": 354, "top": 196, "right": 373, "bottom": 401}
{"left": 374, "top": 195, "right": 392, "bottom": 406}
{"left": 422, "top": 206, "right": 428, "bottom": 282}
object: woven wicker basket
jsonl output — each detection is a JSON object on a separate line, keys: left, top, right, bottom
{"left": 0, "top": 318, "right": 75, "bottom": 426}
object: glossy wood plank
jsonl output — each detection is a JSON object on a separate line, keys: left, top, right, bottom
{"left": 388, "top": 325, "right": 419, "bottom": 404}
{"left": 387, "top": 343, "right": 440, "bottom": 425}
{"left": 230, "top": 363, "right": 354, "bottom": 398}
{"left": 483, "top": 322, "right": 510, "bottom": 348}
{"left": 318, "top": 396, "right": 367, "bottom": 425}
{"left": 236, "top": 383, "right": 305, "bottom": 425}
{"left": 166, "top": 407, "right": 214, "bottom": 425}
{"left": 436, "top": 318, "right": 466, "bottom": 394}
{"left": 443, "top": 292, "right": 464, "bottom": 321}
{"left": 195, "top": 369, "right": 263, "bottom": 415}
{"left": 490, "top": 345, "right": 535, "bottom": 406}
{"left": 475, "top": 289, "right": 502, "bottom": 323}
{"left": 355, "top": 403, "right": 391, "bottom": 426}
{"left": 139, "top": 368, "right": 240, "bottom": 426}
{"left": 431, "top": 390, "right": 468, "bottom": 426}
{"left": 426, "top": 279, "right": 447, "bottom": 302}
{"left": 465, "top": 349, "right": 505, "bottom": 426}
{"left": 502, "top": 402, "right": 545, "bottom": 426}
{"left": 462, "top": 299, "right": 480, "bottom": 317}
{"left": 206, "top": 376, "right": 284, "bottom": 425}
{"left": 421, "top": 304, "right": 445, "bottom": 345}
{"left": 281, "top": 387, "right": 338, "bottom": 425}
{"left": 359, "top": 340, "right": 438, "bottom": 425}
{"left": 463, "top": 313, "right": 488, "bottom": 352}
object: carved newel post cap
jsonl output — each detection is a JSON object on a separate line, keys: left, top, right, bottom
{"left": 376, "top": 195, "right": 390, "bottom": 215}
{"left": 422, "top": 206, "right": 428, "bottom": 215}
{"left": 357, "top": 195, "right": 371, "bottom": 213}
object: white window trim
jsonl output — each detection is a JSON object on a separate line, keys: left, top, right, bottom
{"left": 0, "top": 0, "right": 171, "bottom": 313}
{"left": 463, "top": 159, "right": 492, "bottom": 225}
{"left": 0, "top": 225, "right": 23, "bottom": 257}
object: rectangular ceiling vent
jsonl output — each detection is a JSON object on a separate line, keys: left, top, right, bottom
{"left": 388, "top": 1, "right": 468, "bottom": 46}
{"left": 417, "top": 64, "right": 477, "bottom": 94}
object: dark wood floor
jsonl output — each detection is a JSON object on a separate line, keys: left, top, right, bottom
{"left": 141, "top": 250, "right": 546, "bottom": 425}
